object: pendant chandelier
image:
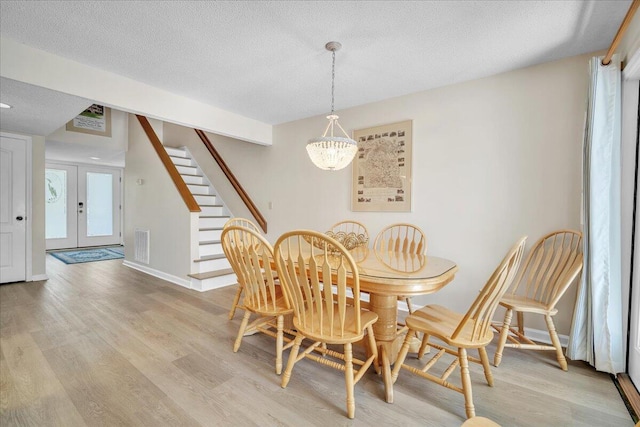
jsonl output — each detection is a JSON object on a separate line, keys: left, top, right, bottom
{"left": 306, "top": 41, "right": 357, "bottom": 171}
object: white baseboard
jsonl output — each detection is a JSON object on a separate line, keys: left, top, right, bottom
{"left": 30, "top": 274, "right": 49, "bottom": 281}
{"left": 122, "top": 261, "right": 191, "bottom": 289}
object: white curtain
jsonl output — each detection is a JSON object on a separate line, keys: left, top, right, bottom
{"left": 567, "top": 55, "right": 624, "bottom": 374}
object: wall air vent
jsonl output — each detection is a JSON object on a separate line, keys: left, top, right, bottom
{"left": 134, "top": 229, "right": 150, "bottom": 264}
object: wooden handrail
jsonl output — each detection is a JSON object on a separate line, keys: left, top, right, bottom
{"left": 136, "top": 115, "right": 201, "bottom": 212}
{"left": 602, "top": 0, "right": 640, "bottom": 66}
{"left": 194, "top": 129, "right": 267, "bottom": 233}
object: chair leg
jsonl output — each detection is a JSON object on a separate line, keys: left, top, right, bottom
{"left": 478, "top": 347, "right": 493, "bottom": 387}
{"left": 366, "top": 325, "right": 380, "bottom": 374}
{"left": 459, "top": 348, "right": 475, "bottom": 419}
{"left": 228, "top": 285, "right": 243, "bottom": 320}
{"left": 517, "top": 311, "right": 525, "bottom": 335}
{"left": 344, "top": 342, "right": 355, "bottom": 419}
{"left": 275, "top": 315, "right": 284, "bottom": 375}
{"left": 493, "top": 308, "right": 513, "bottom": 367}
{"left": 418, "top": 334, "right": 431, "bottom": 359}
{"left": 545, "top": 314, "right": 568, "bottom": 371}
{"left": 281, "top": 334, "right": 303, "bottom": 388}
{"left": 391, "top": 329, "right": 414, "bottom": 383}
{"left": 233, "top": 311, "right": 251, "bottom": 352}
{"left": 405, "top": 297, "right": 414, "bottom": 314}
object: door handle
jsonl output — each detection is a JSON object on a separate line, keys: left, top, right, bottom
{"left": 16, "top": 216, "right": 23, "bottom": 221}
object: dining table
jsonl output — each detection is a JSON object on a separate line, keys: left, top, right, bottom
{"left": 346, "top": 246, "right": 458, "bottom": 403}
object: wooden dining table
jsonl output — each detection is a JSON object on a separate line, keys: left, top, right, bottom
{"left": 347, "top": 247, "right": 458, "bottom": 403}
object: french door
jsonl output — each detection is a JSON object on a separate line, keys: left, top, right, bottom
{"left": 46, "top": 163, "right": 121, "bottom": 250}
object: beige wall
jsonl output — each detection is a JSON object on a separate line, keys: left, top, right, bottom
{"left": 618, "top": 7, "right": 640, "bottom": 63}
{"left": 124, "top": 115, "right": 191, "bottom": 282}
{"left": 190, "top": 52, "right": 591, "bottom": 335}
{"left": 31, "top": 135, "right": 45, "bottom": 277}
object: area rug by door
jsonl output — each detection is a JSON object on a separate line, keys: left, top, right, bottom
{"left": 50, "top": 246, "right": 124, "bottom": 264}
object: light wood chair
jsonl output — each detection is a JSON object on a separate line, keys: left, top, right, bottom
{"left": 274, "top": 230, "right": 379, "bottom": 419}
{"left": 223, "top": 218, "right": 261, "bottom": 320}
{"left": 221, "top": 225, "right": 295, "bottom": 374}
{"left": 493, "top": 230, "right": 583, "bottom": 371}
{"left": 391, "top": 236, "right": 527, "bottom": 419}
{"left": 373, "top": 223, "right": 427, "bottom": 314}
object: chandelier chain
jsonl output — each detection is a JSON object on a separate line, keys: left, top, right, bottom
{"left": 331, "top": 49, "right": 335, "bottom": 114}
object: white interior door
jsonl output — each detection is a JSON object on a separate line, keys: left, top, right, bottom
{"left": 77, "top": 166, "right": 121, "bottom": 247}
{"left": 46, "top": 163, "right": 121, "bottom": 250}
{"left": 0, "top": 135, "right": 26, "bottom": 283}
{"left": 45, "top": 164, "right": 78, "bottom": 250}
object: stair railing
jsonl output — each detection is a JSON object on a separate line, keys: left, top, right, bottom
{"left": 194, "top": 129, "right": 267, "bottom": 233}
{"left": 136, "top": 115, "right": 201, "bottom": 212}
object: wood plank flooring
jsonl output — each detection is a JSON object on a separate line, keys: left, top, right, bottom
{"left": 0, "top": 255, "right": 634, "bottom": 426}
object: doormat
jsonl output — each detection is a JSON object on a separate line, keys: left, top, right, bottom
{"left": 50, "top": 246, "right": 124, "bottom": 264}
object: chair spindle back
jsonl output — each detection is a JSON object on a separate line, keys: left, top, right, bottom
{"left": 374, "top": 223, "right": 427, "bottom": 255}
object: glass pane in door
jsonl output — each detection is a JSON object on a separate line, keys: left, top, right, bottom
{"left": 86, "top": 172, "right": 113, "bottom": 237}
{"left": 45, "top": 169, "right": 67, "bottom": 239}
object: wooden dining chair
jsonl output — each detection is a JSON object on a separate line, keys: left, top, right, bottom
{"left": 223, "top": 218, "right": 261, "bottom": 320}
{"left": 373, "top": 223, "right": 427, "bottom": 314}
{"left": 391, "top": 236, "right": 527, "bottom": 419}
{"left": 274, "top": 230, "right": 379, "bottom": 419}
{"left": 493, "top": 230, "right": 583, "bottom": 371}
{"left": 221, "top": 225, "right": 295, "bottom": 374}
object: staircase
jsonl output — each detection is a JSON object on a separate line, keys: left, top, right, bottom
{"left": 165, "top": 146, "right": 236, "bottom": 291}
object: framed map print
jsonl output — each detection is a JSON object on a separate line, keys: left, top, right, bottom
{"left": 351, "top": 120, "right": 412, "bottom": 212}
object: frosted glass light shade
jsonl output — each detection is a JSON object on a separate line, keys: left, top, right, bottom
{"left": 306, "top": 136, "right": 357, "bottom": 171}
{"left": 306, "top": 114, "right": 357, "bottom": 171}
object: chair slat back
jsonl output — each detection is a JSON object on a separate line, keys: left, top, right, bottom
{"left": 274, "top": 230, "right": 361, "bottom": 338}
{"left": 221, "top": 226, "right": 284, "bottom": 312}
{"left": 452, "top": 236, "right": 527, "bottom": 342}
{"left": 373, "top": 223, "right": 427, "bottom": 255}
{"left": 224, "top": 218, "right": 260, "bottom": 234}
{"left": 507, "top": 230, "right": 583, "bottom": 310}
{"left": 330, "top": 221, "right": 369, "bottom": 241}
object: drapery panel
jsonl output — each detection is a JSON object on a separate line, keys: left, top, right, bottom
{"left": 567, "top": 55, "right": 624, "bottom": 374}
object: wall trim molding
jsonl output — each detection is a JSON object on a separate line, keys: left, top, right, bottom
{"left": 123, "top": 260, "right": 191, "bottom": 289}
{"left": 30, "top": 274, "right": 49, "bottom": 281}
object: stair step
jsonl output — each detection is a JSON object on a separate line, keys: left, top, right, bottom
{"left": 169, "top": 155, "right": 193, "bottom": 167}
{"left": 194, "top": 253, "right": 227, "bottom": 262}
{"left": 199, "top": 227, "right": 223, "bottom": 241}
{"left": 199, "top": 240, "right": 223, "bottom": 257}
{"left": 188, "top": 268, "right": 234, "bottom": 280}
{"left": 176, "top": 165, "right": 198, "bottom": 175}
{"left": 181, "top": 174, "right": 204, "bottom": 185}
{"left": 195, "top": 195, "right": 218, "bottom": 206}
{"left": 189, "top": 270, "right": 237, "bottom": 292}
{"left": 193, "top": 253, "right": 231, "bottom": 273}
{"left": 187, "top": 184, "right": 212, "bottom": 195}
{"left": 165, "top": 147, "right": 188, "bottom": 157}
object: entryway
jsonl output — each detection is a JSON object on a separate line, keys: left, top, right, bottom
{"left": 45, "top": 162, "right": 122, "bottom": 250}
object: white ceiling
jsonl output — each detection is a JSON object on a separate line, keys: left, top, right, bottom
{"left": 0, "top": 0, "right": 630, "bottom": 129}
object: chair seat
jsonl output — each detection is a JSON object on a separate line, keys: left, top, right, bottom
{"left": 245, "top": 287, "right": 293, "bottom": 317}
{"left": 406, "top": 304, "right": 494, "bottom": 348}
{"left": 294, "top": 307, "right": 378, "bottom": 344}
{"left": 499, "top": 295, "right": 557, "bottom": 315}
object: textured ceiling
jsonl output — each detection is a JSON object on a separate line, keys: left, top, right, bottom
{"left": 0, "top": 77, "right": 91, "bottom": 136}
{"left": 0, "top": 0, "right": 630, "bottom": 127}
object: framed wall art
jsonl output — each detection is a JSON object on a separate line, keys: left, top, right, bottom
{"left": 66, "top": 104, "right": 112, "bottom": 137}
{"left": 351, "top": 120, "right": 412, "bottom": 212}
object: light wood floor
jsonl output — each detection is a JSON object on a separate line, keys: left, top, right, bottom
{"left": 0, "top": 255, "right": 633, "bottom": 426}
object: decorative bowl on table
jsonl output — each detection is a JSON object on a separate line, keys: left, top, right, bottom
{"left": 303, "top": 231, "right": 369, "bottom": 253}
